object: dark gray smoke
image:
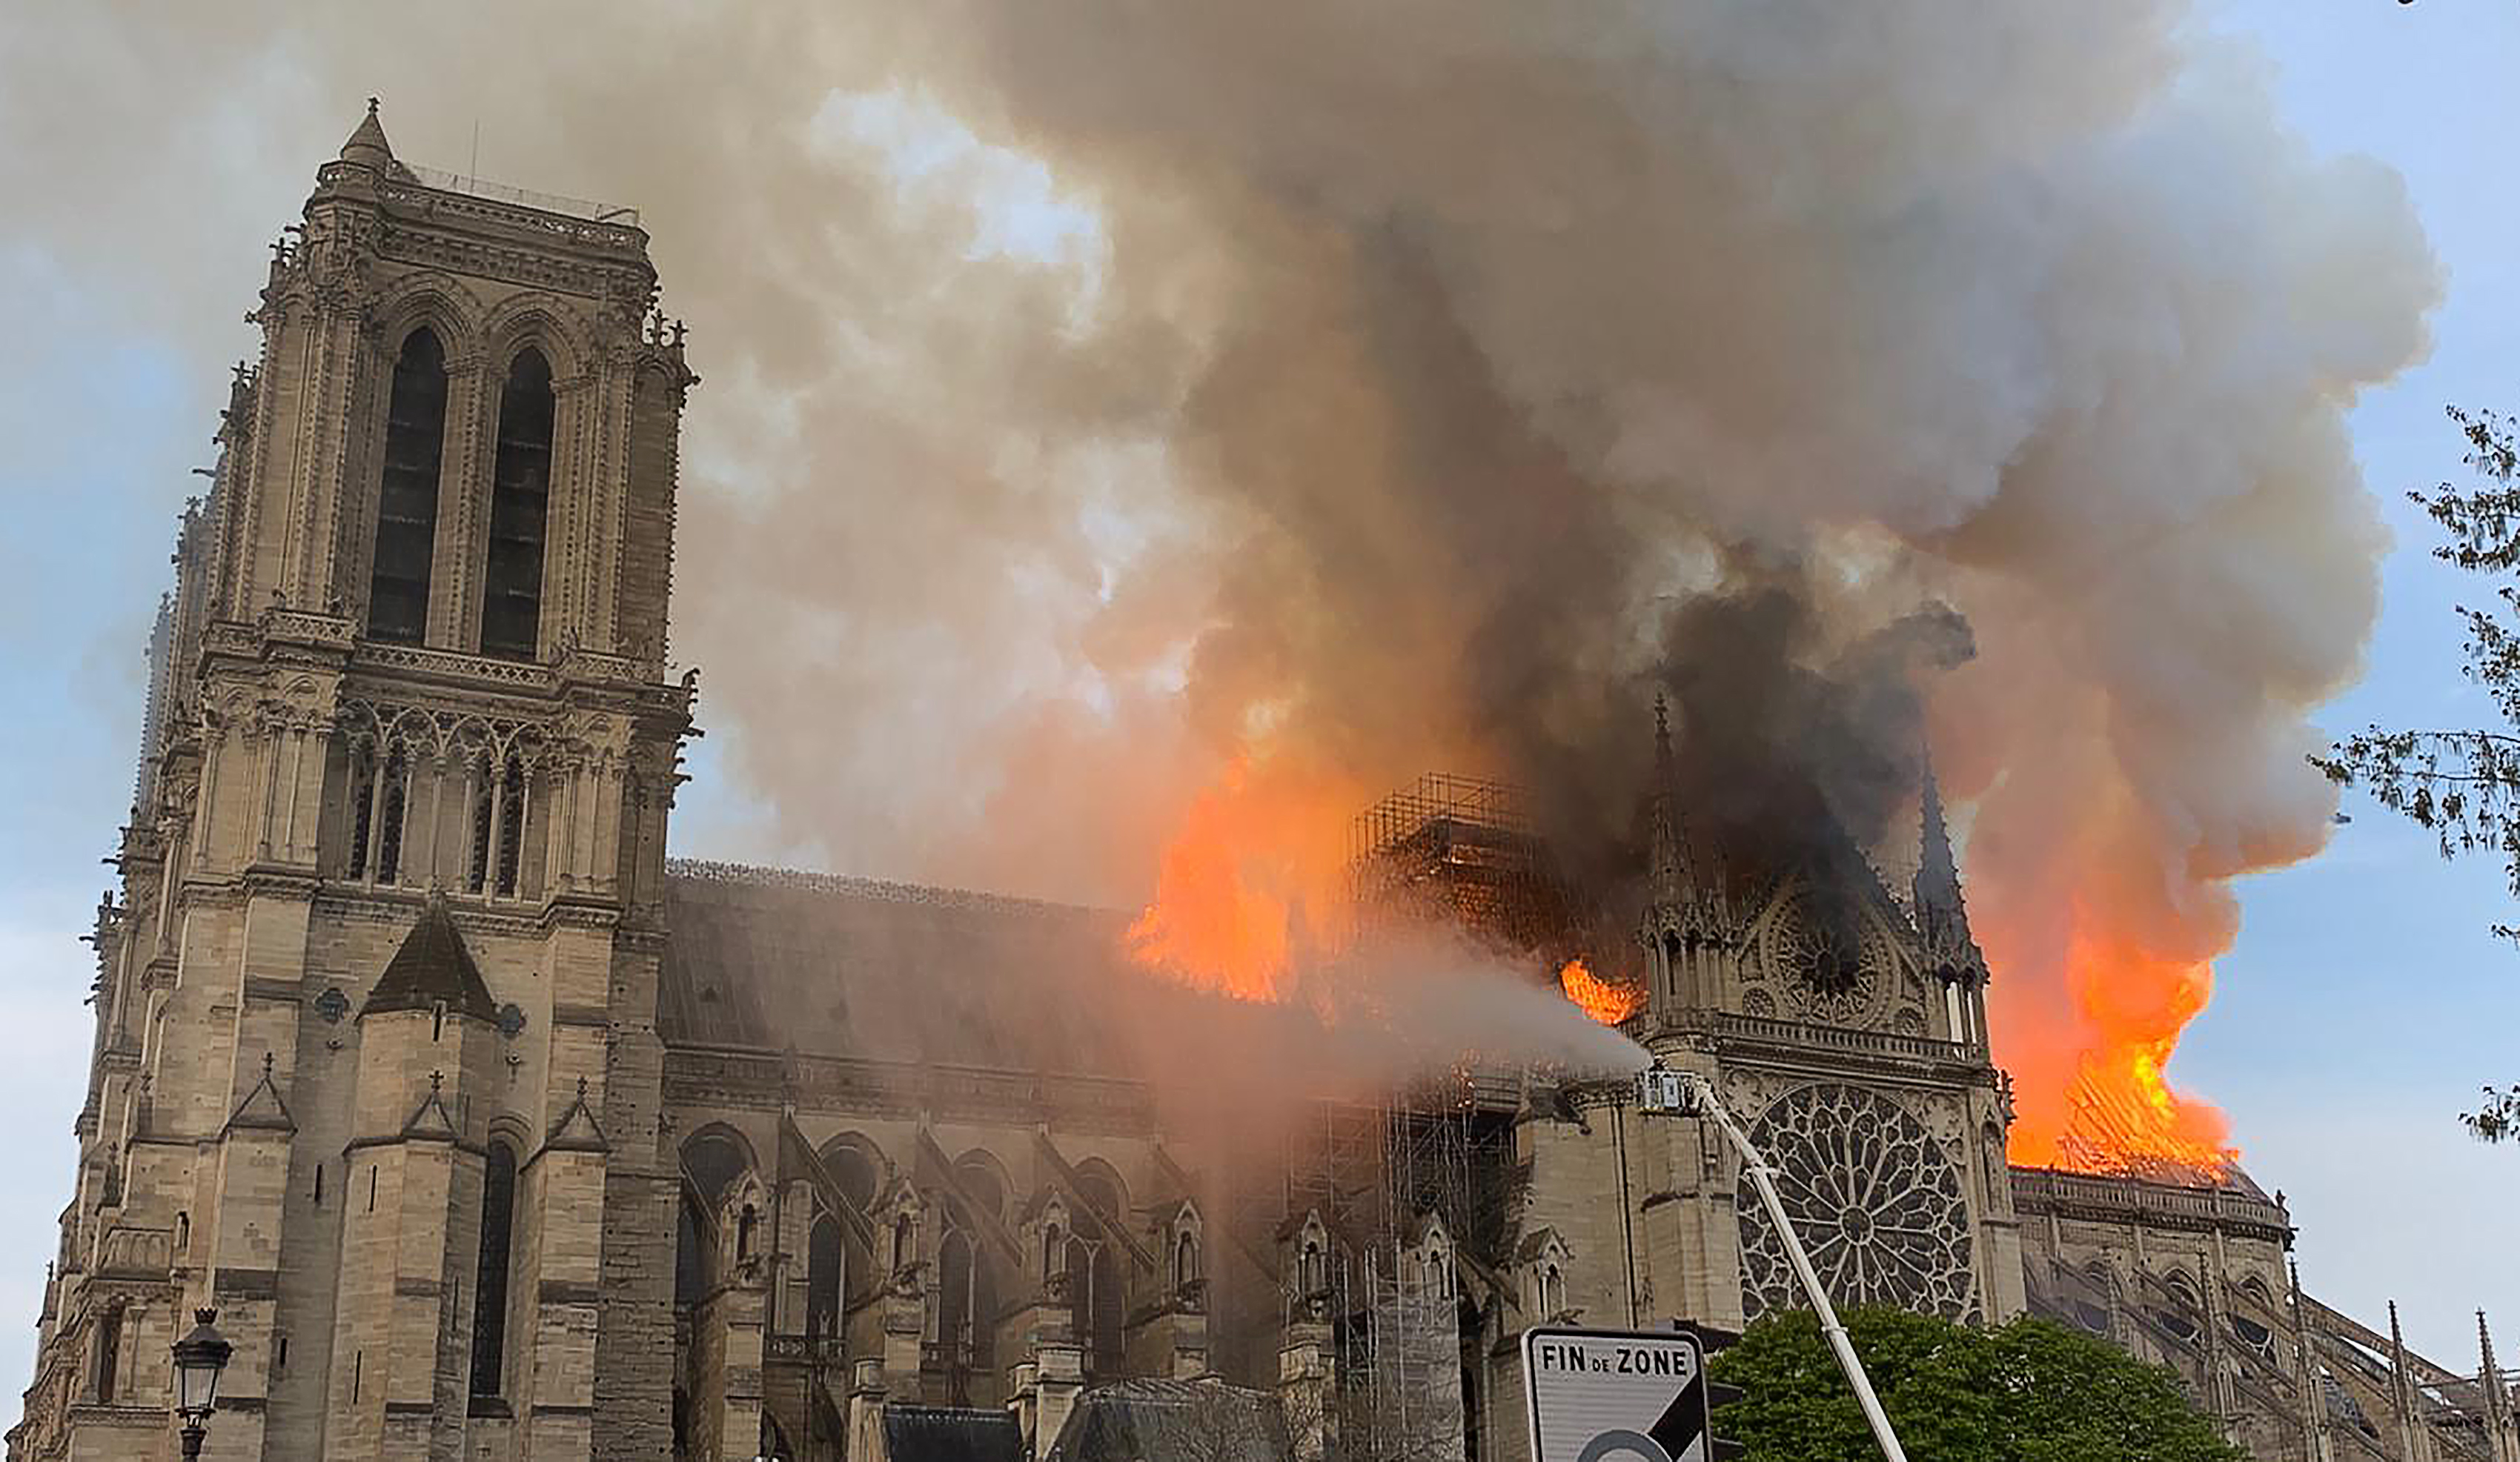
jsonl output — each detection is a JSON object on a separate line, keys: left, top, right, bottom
{"left": 0, "top": 1, "right": 2441, "bottom": 1140}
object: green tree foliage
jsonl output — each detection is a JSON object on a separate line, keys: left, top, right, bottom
{"left": 2314, "top": 406, "right": 2520, "bottom": 1143}
{"left": 1707, "top": 1308, "right": 2247, "bottom": 1462}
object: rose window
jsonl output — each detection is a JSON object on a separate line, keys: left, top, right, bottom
{"left": 1734, "top": 1083, "right": 1974, "bottom": 1322}
{"left": 1764, "top": 889, "right": 1889, "bottom": 1027}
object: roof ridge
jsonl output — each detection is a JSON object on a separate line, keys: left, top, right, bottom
{"left": 664, "top": 856, "right": 1121, "bottom": 923}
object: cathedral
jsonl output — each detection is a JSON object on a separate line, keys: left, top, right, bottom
{"left": 9, "top": 107, "right": 2516, "bottom": 1462}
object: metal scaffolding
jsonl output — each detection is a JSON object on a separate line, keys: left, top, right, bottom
{"left": 1219, "top": 774, "right": 1582, "bottom": 1459}
{"left": 1345, "top": 774, "right": 1579, "bottom": 957}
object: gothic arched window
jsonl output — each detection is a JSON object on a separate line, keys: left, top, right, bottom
{"left": 470, "top": 1140, "right": 518, "bottom": 1398}
{"left": 374, "top": 745, "right": 411, "bottom": 885}
{"left": 682, "top": 1130, "right": 750, "bottom": 1205}
{"left": 466, "top": 749, "right": 497, "bottom": 895}
{"left": 821, "top": 1140, "right": 878, "bottom": 1213}
{"left": 674, "top": 1197, "right": 709, "bottom": 1309}
{"left": 952, "top": 1154, "right": 1007, "bottom": 1224}
{"left": 939, "top": 1228, "right": 977, "bottom": 1370}
{"left": 480, "top": 347, "right": 554, "bottom": 660}
{"left": 93, "top": 1303, "right": 123, "bottom": 1403}
{"left": 1072, "top": 1165, "right": 1125, "bottom": 1226}
{"left": 369, "top": 327, "right": 448, "bottom": 645}
{"left": 465, "top": 749, "right": 527, "bottom": 897}
{"left": 677, "top": 1129, "right": 751, "bottom": 1310}
{"left": 494, "top": 755, "right": 527, "bottom": 897}
{"left": 805, "top": 1215, "right": 843, "bottom": 1341}
{"left": 1067, "top": 1235, "right": 1122, "bottom": 1377}
{"left": 346, "top": 742, "right": 378, "bottom": 880}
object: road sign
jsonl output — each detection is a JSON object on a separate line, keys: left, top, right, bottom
{"left": 1522, "top": 1325, "right": 1713, "bottom": 1462}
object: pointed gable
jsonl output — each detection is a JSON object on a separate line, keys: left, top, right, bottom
{"left": 221, "top": 1052, "right": 296, "bottom": 1137}
{"left": 402, "top": 1071, "right": 460, "bottom": 1141}
{"left": 362, "top": 895, "right": 497, "bottom": 1022}
{"left": 544, "top": 1076, "right": 610, "bottom": 1155}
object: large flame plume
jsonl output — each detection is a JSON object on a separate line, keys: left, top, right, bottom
{"left": 20, "top": 4, "right": 2440, "bottom": 1177}
{"left": 1121, "top": 757, "right": 1356, "bottom": 1002}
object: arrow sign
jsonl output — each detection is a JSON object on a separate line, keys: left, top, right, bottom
{"left": 1522, "top": 1326, "right": 1711, "bottom": 1462}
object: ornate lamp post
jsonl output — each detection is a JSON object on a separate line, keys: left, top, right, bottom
{"left": 169, "top": 1307, "right": 232, "bottom": 1460}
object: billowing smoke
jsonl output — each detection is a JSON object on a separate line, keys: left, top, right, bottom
{"left": 2, "top": 2, "right": 2439, "bottom": 1159}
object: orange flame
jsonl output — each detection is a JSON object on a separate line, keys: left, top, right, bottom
{"left": 1124, "top": 757, "right": 1355, "bottom": 1000}
{"left": 1995, "top": 926, "right": 2237, "bottom": 1180}
{"left": 1558, "top": 958, "right": 1642, "bottom": 1026}
{"left": 1133, "top": 760, "right": 2242, "bottom": 1184}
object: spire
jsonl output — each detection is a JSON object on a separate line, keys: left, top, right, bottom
{"left": 338, "top": 96, "right": 393, "bottom": 171}
{"left": 2482, "top": 1312, "right": 2510, "bottom": 1435}
{"left": 1915, "top": 748, "right": 1962, "bottom": 915}
{"left": 1647, "top": 693, "right": 1684, "bottom": 897}
{"left": 1913, "top": 746, "right": 1989, "bottom": 987}
{"left": 2390, "top": 1301, "right": 2420, "bottom": 1426}
{"left": 2290, "top": 1261, "right": 2326, "bottom": 1455}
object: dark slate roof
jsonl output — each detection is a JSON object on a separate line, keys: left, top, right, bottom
{"left": 362, "top": 896, "right": 498, "bottom": 1021}
{"left": 883, "top": 1403, "right": 1024, "bottom": 1462}
{"left": 660, "top": 860, "right": 1138, "bottom": 1069}
{"left": 656, "top": 860, "right": 1435, "bottom": 1089}
{"left": 1045, "top": 1378, "right": 1291, "bottom": 1462}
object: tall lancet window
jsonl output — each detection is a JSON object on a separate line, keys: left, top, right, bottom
{"left": 471, "top": 1140, "right": 518, "bottom": 1398}
{"left": 480, "top": 347, "right": 554, "bottom": 660}
{"left": 369, "top": 328, "right": 449, "bottom": 644}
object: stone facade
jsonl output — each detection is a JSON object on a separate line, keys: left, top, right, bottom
{"left": 5, "top": 105, "right": 695, "bottom": 1462}
{"left": 10, "top": 110, "right": 2517, "bottom": 1462}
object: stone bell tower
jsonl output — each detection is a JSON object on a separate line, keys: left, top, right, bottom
{"left": 8, "top": 103, "right": 697, "bottom": 1462}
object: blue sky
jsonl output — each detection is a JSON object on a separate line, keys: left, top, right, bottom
{"left": 2172, "top": 0, "right": 2520, "bottom": 1366}
{"left": 0, "top": 0, "right": 2513, "bottom": 1403}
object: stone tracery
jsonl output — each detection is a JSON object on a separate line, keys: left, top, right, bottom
{"left": 1734, "top": 1083, "right": 1976, "bottom": 1323}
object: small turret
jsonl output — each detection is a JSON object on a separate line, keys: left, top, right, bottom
{"left": 2388, "top": 1300, "right": 2425, "bottom": 1458}
{"left": 1638, "top": 694, "right": 1735, "bottom": 1015}
{"left": 338, "top": 97, "right": 393, "bottom": 173}
{"left": 2481, "top": 1311, "right": 2516, "bottom": 1462}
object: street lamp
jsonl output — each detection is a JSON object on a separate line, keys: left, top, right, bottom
{"left": 170, "top": 1306, "right": 231, "bottom": 1460}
